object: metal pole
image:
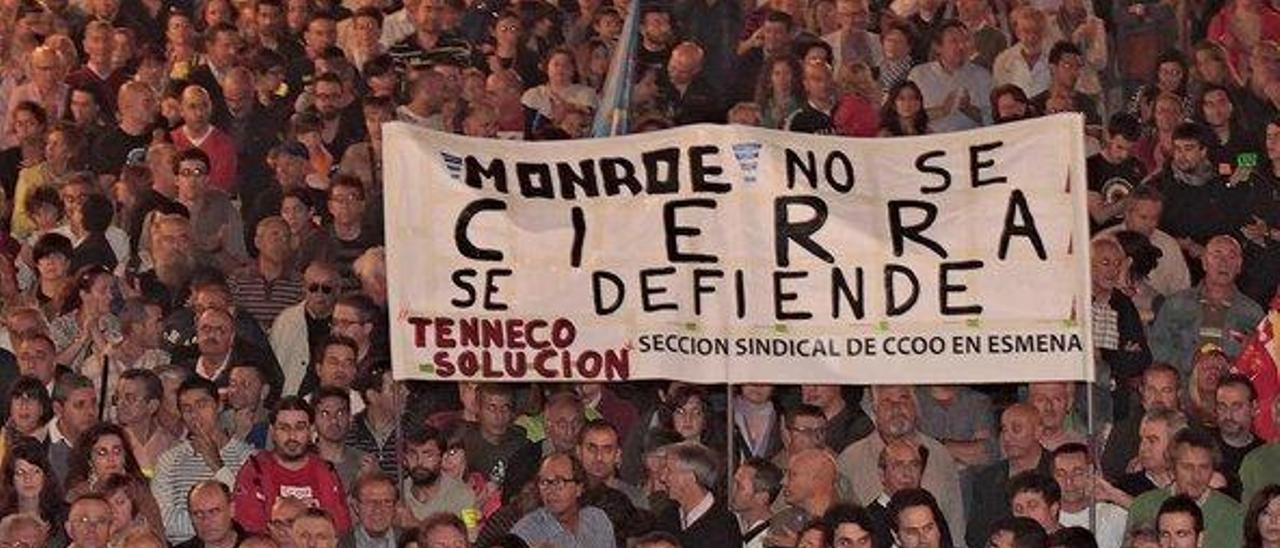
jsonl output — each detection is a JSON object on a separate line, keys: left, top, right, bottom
{"left": 1086, "top": 380, "right": 1097, "bottom": 535}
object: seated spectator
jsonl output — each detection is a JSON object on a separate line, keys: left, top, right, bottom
{"left": 966, "top": 403, "right": 1049, "bottom": 548}
{"left": 229, "top": 216, "right": 304, "bottom": 332}
{"left": 178, "top": 481, "right": 244, "bottom": 548}
{"left": 232, "top": 396, "right": 351, "bottom": 535}
{"left": 1008, "top": 471, "right": 1063, "bottom": 535}
{"left": 511, "top": 452, "right": 614, "bottom": 547}
{"left": 1149, "top": 234, "right": 1262, "bottom": 374}
{"left": 1051, "top": 443, "right": 1128, "bottom": 547}
{"left": 655, "top": 442, "right": 740, "bottom": 546}
{"left": 987, "top": 516, "right": 1047, "bottom": 548}
{"left": 988, "top": 6, "right": 1049, "bottom": 97}
{"left": 151, "top": 377, "right": 253, "bottom": 543}
{"left": 887, "top": 488, "right": 953, "bottom": 548}
{"left": 65, "top": 492, "right": 114, "bottom": 548}
{"left": 1027, "top": 382, "right": 1087, "bottom": 450}
{"left": 1115, "top": 408, "right": 1188, "bottom": 498}
{"left": 729, "top": 457, "right": 781, "bottom": 548}
{"left": 840, "top": 385, "right": 966, "bottom": 545}
{"left": 1125, "top": 429, "right": 1243, "bottom": 548}
{"left": 400, "top": 424, "right": 477, "bottom": 524}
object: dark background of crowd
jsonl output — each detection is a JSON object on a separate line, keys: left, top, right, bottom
{"left": 1, "top": 0, "right": 1280, "bottom": 546}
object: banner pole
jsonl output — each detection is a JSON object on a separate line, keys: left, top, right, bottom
{"left": 1086, "top": 380, "right": 1097, "bottom": 535}
{"left": 727, "top": 382, "right": 736, "bottom": 483}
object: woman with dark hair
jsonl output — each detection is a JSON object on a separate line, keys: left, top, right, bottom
{"left": 659, "top": 385, "right": 725, "bottom": 453}
{"left": 26, "top": 232, "right": 74, "bottom": 319}
{"left": 1112, "top": 229, "right": 1164, "bottom": 324}
{"left": 487, "top": 11, "right": 544, "bottom": 88}
{"left": 4, "top": 376, "right": 54, "bottom": 451}
{"left": 990, "top": 84, "right": 1037, "bottom": 124}
{"left": 878, "top": 81, "right": 929, "bottom": 136}
{"left": 0, "top": 436, "right": 67, "bottom": 535}
{"left": 48, "top": 264, "right": 117, "bottom": 371}
{"left": 755, "top": 56, "right": 803, "bottom": 129}
{"left": 1127, "top": 49, "right": 1194, "bottom": 120}
{"left": 3, "top": 101, "right": 49, "bottom": 237}
{"left": 70, "top": 192, "right": 120, "bottom": 271}
{"left": 64, "top": 423, "right": 164, "bottom": 535}
{"left": 1246, "top": 484, "right": 1280, "bottom": 548}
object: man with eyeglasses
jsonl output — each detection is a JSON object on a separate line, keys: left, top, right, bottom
{"left": 153, "top": 377, "right": 254, "bottom": 543}
{"left": 1211, "top": 374, "right": 1262, "bottom": 483}
{"left": 230, "top": 216, "right": 304, "bottom": 332}
{"left": 233, "top": 396, "right": 352, "bottom": 535}
{"left": 178, "top": 481, "right": 243, "bottom": 548}
{"left": 772, "top": 405, "right": 828, "bottom": 473}
{"left": 330, "top": 294, "right": 386, "bottom": 375}
{"left": 184, "top": 307, "right": 283, "bottom": 406}
{"left": 272, "top": 260, "right": 342, "bottom": 396}
{"left": 512, "top": 452, "right": 615, "bottom": 548}
{"left": 343, "top": 472, "right": 402, "bottom": 548}
{"left": 1051, "top": 443, "right": 1127, "bottom": 548}
{"left": 0, "top": 512, "right": 49, "bottom": 548}
{"left": 65, "top": 493, "right": 113, "bottom": 548}
{"left": 171, "top": 147, "right": 248, "bottom": 272}
{"left": 401, "top": 424, "right": 477, "bottom": 524}
{"left": 327, "top": 176, "right": 382, "bottom": 270}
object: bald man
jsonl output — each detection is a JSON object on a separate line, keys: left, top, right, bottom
{"left": 1150, "top": 233, "right": 1262, "bottom": 375}
{"left": 171, "top": 85, "right": 240, "bottom": 194}
{"left": 4, "top": 46, "right": 68, "bottom": 147}
{"left": 661, "top": 42, "right": 725, "bottom": 125}
{"left": 766, "top": 449, "right": 839, "bottom": 547}
{"left": 865, "top": 439, "right": 926, "bottom": 548}
{"left": 965, "top": 403, "right": 1049, "bottom": 547}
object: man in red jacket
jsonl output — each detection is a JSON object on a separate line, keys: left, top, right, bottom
{"left": 232, "top": 396, "right": 352, "bottom": 535}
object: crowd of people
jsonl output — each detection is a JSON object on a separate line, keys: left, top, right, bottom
{"left": 0, "top": 0, "right": 1278, "bottom": 545}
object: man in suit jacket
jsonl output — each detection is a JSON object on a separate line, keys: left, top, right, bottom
{"left": 657, "top": 442, "right": 742, "bottom": 547}
{"left": 183, "top": 308, "right": 285, "bottom": 405}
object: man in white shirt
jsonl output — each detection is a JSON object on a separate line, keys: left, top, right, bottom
{"left": 907, "top": 20, "right": 993, "bottom": 133}
{"left": 1052, "top": 443, "right": 1128, "bottom": 548}
{"left": 822, "top": 0, "right": 881, "bottom": 70}
{"left": 992, "top": 6, "right": 1052, "bottom": 97}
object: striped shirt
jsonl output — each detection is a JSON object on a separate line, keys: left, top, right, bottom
{"left": 347, "top": 412, "right": 399, "bottom": 477}
{"left": 151, "top": 438, "right": 254, "bottom": 543}
{"left": 230, "top": 269, "right": 305, "bottom": 332}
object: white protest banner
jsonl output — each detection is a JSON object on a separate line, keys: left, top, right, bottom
{"left": 383, "top": 114, "right": 1093, "bottom": 384}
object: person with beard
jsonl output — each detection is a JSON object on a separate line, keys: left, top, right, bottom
{"left": 232, "top": 396, "right": 352, "bottom": 535}
{"left": 1153, "top": 123, "right": 1251, "bottom": 271}
{"left": 308, "top": 72, "right": 366, "bottom": 162}
{"left": 134, "top": 212, "right": 199, "bottom": 313}
{"left": 400, "top": 424, "right": 477, "bottom": 523}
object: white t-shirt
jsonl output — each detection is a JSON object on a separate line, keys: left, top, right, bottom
{"left": 1060, "top": 502, "right": 1128, "bottom": 548}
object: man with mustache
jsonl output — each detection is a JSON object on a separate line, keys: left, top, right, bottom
{"left": 232, "top": 396, "right": 352, "bottom": 536}
{"left": 400, "top": 424, "right": 477, "bottom": 524}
